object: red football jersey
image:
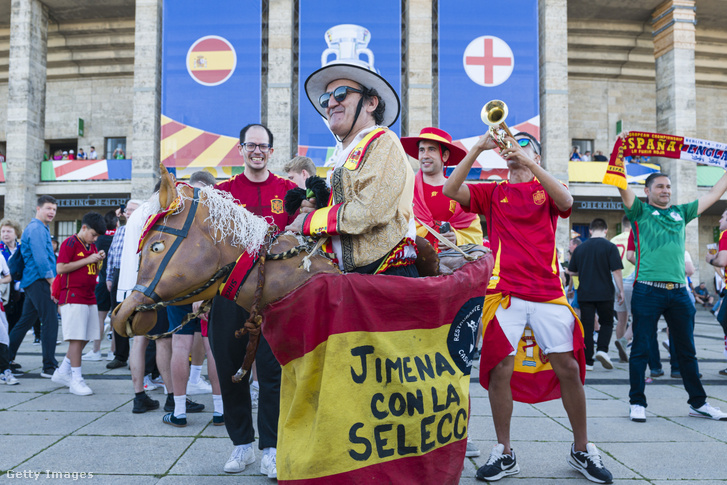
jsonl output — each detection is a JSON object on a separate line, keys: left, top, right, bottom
{"left": 464, "top": 179, "right": 571, "bottom": 302}
{"left": 216, "top": 171, "right": 298, "bottom": 233}
{"left": 57, "top": 235, "right": 100, "bottom": 305}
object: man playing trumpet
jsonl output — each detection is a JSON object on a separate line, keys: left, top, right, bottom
{"left": 443, "top": 128, "right": 613, "bottom": 484}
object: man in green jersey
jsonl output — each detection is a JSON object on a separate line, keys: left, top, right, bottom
{"left": 618, "top": 171, "right": 727, "bottom": 422}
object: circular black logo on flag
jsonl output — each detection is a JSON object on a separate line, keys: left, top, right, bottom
{"left": 447, "top": 297, "right": 484, "bottom": 375}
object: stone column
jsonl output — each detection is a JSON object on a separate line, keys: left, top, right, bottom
{"left": 130, "top": 0, "right": 163, "bottom": 199}
{"left": 407, "top": 0, "right": 433, "bottom": 136}
{"left": 539, "top": 0, "right": 571, "bottom": 256}
{"left": 5, "top": 0, "right": 48, "bottom": 227}
{"left": 266, "top": 0, "right": 293, "bottom": 173}
{"left": 652, "top": 0, "right": 700, "bottom": 278}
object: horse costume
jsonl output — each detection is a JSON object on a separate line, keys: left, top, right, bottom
{"left": 111, "top": 166, "right": 493, "bottom": 484}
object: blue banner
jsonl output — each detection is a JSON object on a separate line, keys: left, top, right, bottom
{"left": 439, "top": 0, "right": 539, "bottom": 141}
{"left": 297, "top": 1, "right": 402, "bottom": 166}
{"left": 161, "top": 0, "right": 261, "bottom": 167}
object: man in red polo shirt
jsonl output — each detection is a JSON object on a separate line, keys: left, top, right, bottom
{"left": 444, "top": 131, "right": 613, "bottom": 484}
{"left": 210, "top": 123, "right": 297, "bottom": 478}
{"left": 400, "top": 127, "right": 482, "bottom": 252}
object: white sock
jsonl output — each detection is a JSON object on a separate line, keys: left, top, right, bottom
{"left": 174, "top": 395, "right": 187, "bottom": 417}
{"left": 251, "top": 380, "right": 259, "bottom": 391}
{"left": 189, "top": 364, "right": 202, "bottom": 384}
{"left": 263, "top": 447, "right": 276, "bottom": 457}
{"left": 213, "top": 394, "right": 223, "bottom": 415}
{"left": 59, "top": 357, "right": 71, "bottom": 373}
{"left": 71, "top": 366, "right": 82, "bottom": 381}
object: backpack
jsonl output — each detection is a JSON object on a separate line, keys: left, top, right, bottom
{"left": 8, "top": 249, "right": 25, "bottom": 282}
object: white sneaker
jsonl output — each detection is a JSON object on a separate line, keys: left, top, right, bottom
{"left": 51, "top": 368, "right": 72, "bottom": 387}
{"left": 595, "top": 351, "right": 613, "bottom": 370}
{"left": 224, "top": 445, "right": 255, "bottom": 473}
{"left": 144, "top": 374, "right": 159, "bottom": 391}
{"left": 465, "top": 437, "right": 481, "bottom": 457}
{"left": 106, "top": 352, "right": 115, "bottom": 361}
{"left": 82, "top": 350, "right": 102, "bottom": 362}
{"left": 261, "top": 449, "right": 277, "bottom": 478}
{"left": 689, "top": 402, "right": 727, "bottom": 420}
{"left": 187, "top": 376, "right": 213, "bottom": 395}
{"left": 630, "top": 404, "right": 646, "bottom": 422}
{"left": 69, "top": 378, "right": 93, "bottom": 396}
{"left": 1, "top": 369, "right": 19, "bottom": 385}
{"left": 585, "top": 364, "right": 594, "bottom": 371}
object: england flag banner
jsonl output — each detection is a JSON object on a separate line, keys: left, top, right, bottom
{"left": 440, "top": 0, "right": 539, "bottom": 180}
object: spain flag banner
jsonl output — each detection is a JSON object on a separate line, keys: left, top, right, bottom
{"left": 261, "top": 256, "right": 493, "bottom": 484}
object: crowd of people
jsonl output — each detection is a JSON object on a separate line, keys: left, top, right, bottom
{"left": 3, "top": 56, "right": 727, "bottom": 485}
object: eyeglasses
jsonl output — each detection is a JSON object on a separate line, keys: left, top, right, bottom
{"left": 318, "top": 86, "right": 363, "bottom": 108}
{"left": 240, "top": 143, "right": 272, "bottom": 153}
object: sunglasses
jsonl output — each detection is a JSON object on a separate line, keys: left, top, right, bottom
{"left": 516, "top": 137, "right": 540, "bottom": 155}
{"left": 319, "top": 86, "right": 363, "bottom": 109}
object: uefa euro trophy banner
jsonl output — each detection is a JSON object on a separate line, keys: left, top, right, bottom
{"left": 603, "top": 131, "right": 727, "bottom": 189}
{"left": 321, "top": 24, "right": 375, "bottom": 71}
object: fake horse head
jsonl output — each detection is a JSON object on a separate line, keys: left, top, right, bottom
{"left": 111, "top": 165, "right": 270, "bottom": 336}
{"left": 111, "top": 165, "right": 339, "bottom": 337}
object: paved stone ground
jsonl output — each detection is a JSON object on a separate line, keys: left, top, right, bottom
{"left": 2, "top": 309, "right": 726, "bottom": 484}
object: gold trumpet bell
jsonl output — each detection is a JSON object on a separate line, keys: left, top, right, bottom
{"left": 481, "top": 100, "right": 514, "bottom": 149}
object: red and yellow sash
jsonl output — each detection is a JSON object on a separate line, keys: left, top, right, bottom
{"left": 303, "top": 128, "right": 386, "bottom": 238}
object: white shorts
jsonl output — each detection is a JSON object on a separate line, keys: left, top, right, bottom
{"left": 60, "top": 304, "right": 100, "bottom": 341}
{"left": 495, "top": 297, "right": 575, "bottom": 355}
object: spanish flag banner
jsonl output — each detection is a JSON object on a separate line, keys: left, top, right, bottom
{"left": 261, "top": 256, "right": 493, "bottom": 484}
{"left": 603, "top": 132, "right": 727, "bottom": 189}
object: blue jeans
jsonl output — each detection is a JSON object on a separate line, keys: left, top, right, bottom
{"left": 629, "top": 282, "right": 705, "bottom": 408}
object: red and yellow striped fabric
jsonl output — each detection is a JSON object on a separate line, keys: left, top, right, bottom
{"left": 261, "top": 255, "right": 493, "bottom": 484}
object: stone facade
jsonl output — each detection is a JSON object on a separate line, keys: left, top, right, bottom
{"left": 45, "top": 77, "right": 134, "bottom": 157}
{"left": 568, "top": 79, "right": 657, "bottom": 154}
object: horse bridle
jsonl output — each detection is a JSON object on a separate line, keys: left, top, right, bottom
{"left": 133, "top": 187, "right": 233, "bottom": 305}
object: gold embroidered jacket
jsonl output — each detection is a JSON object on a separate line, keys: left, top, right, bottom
{"left": 303, "top": 128, "right": 415, "bottom": 271}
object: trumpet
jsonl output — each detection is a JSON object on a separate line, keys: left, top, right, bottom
{"left": 481, "top": 100, "right": 514, "bottom": 150}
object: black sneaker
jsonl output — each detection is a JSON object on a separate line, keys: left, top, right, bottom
{"left": 162, "top": 412, "right": 187, "bottom": 427}
{"left": 164, "top": 395, "right": 205, "bottom": 413}
{"left": 132, "top": 394, "right": 160, "bottom": 414}
{"left": 106, "top": 359, "right": 127, "bottom": 370}
{"left": 9, "top": 361, "right": 22, "bottom": 371}
{"left": 567, "top": 443, "right": 613, "bottom": 484}
{"left": 475, "top": 444, "right": 519, "bottom": 481}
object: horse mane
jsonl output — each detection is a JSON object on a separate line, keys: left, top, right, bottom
{"left": 197, "top": 185, "right": 271, "bottom": 256}
{"left": 151, "top": 183, "right": 271, "bottom": 257}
